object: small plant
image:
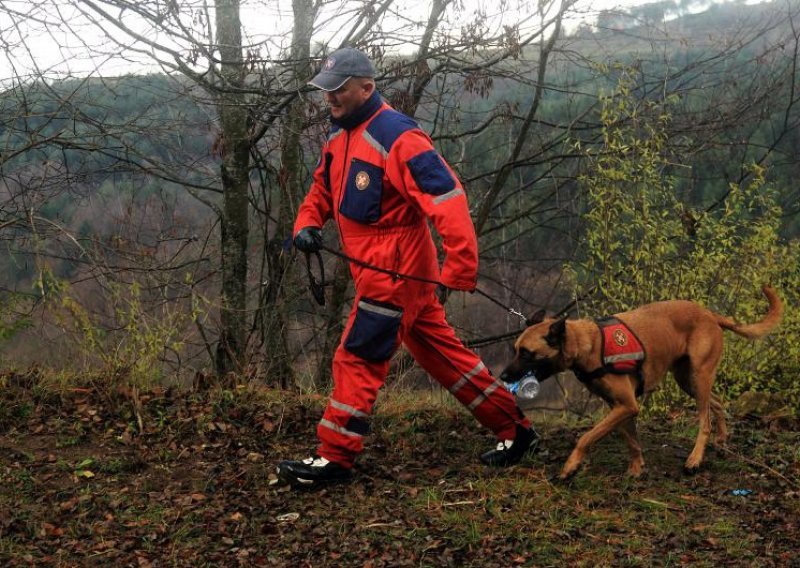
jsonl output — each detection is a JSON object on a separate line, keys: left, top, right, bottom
{"left": 0, "top": 291, "right": 33, "bottom": 367}
{"left": 45, "top": 271, "right": 191, "bottom": 390}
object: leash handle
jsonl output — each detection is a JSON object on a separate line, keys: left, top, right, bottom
{"left": 305, "top": 250, "right": 326, "bottom": 306}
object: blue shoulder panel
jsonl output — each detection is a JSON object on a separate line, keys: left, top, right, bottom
{"left": 327, "top": 125, "right": 343, "bottom": 143}
{"left": 364, "top": 110, "right": 419, "bottom": 155}
{"left": 407, "top": 150, "right": 456, "bottom": 196}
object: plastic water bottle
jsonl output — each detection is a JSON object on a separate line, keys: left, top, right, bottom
{"left": 505, "top": 371, "right": 540, "bottom": 401}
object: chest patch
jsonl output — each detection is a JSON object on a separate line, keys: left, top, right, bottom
{"left": 355, "top": 171, "right": 370, "bottom": 190}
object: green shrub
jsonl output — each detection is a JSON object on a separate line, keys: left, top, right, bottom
{"left": 571, "top": 71, "right": 800, "bottom": 412}
{"left": 0, "top": 291, "right": 33, "bottom": 365}
{"left": 47, "top": 274, "right": 190, "bottom": 388}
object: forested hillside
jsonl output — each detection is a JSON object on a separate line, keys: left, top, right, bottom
{"left": 0, "top": 0, "right": 798, "bottom": 404}
{"left": 2, "top": 2, "right": 799, "bottom": 565}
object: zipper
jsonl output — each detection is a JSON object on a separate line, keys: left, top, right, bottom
{"left": 334, "top": 130, "right": 351, "bottom": 238}
{"left": 393, "top": 242, "right": 401, "bottom": 282}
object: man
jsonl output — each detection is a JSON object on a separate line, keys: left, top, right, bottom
{"left": 277, "top": 47, "right": 538, "bottom": 487}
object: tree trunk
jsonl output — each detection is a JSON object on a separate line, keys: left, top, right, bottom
{"left": 214, "top": 0, "right": 250, "bottom": 376}
{"left": 255, "top": 0, "right": 319, "bottom": 387}
{"left": 473, "top": 3, "right": 567, "bottom": 237}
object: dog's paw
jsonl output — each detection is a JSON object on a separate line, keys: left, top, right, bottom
{"left": 558, "top": 466, "right": 580, "bottom": 481}
{"left": 552, "top": 472, "right": 577, "bottom": 485}
{"left": 633, "top": 468, "right": 650, "bottom": 481}
{"left": 682, "top": 463, "right": 701, "bottom": 476}
{"left": 627, "top": 466, "right": 646, "bottom": 479}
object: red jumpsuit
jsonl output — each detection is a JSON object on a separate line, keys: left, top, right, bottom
{"left": 295, "top": 92, "right": 530, "bottom": 467}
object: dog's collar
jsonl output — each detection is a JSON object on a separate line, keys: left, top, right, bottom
{"left": 572, "top": 365, "right": 608, "bottom": 384}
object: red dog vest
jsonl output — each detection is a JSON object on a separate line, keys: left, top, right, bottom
{"left": 599, "top": 317, "right": 645, "bottom": 374}
{"left": 574, "top": 317, "right": 647, "bottom": 397}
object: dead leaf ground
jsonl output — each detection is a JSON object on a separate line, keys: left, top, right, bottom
{"left": 1, "top": 378, "right": 798, "bottom": 567}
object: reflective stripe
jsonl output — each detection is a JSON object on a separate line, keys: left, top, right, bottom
{"left": 362, "top": 130, "right": 388, "bottom": 158}
{"left": 331, "top": 399, "right": 369, "bottom": 419}
{"left": 605, "top": 352, "right": 645, "bottom": 363}
{"left": 358, "top": 300, "right": 402, "bottom": 319}
{"left": 328, "top": 129, "right": 344, "bottom": 143}
{"left": 448, "top": 361, "right": 486, "bottom": 395}
{"left": 468, "top": 393, "right": 487, "bottom": 411}
{"left": 466, "top": 361, "right": 486, "bottom": 380}
{"left": 433, "top": 188, "right": 463, "bottom": 205}
{"left": 448, "top": 377, "right": 467, "bottom": 395}
{"left": 468, "top": 378, "right": 502, "bottom": 411}
{"left": 320, "top": 418, "right": 363, "bottom": 438}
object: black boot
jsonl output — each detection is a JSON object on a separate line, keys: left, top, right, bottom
{"left": 480, "top": 425, "right": 539, "bottom": 466}
{"left": 276, "top": 456, "right": 352, "bottom": 487}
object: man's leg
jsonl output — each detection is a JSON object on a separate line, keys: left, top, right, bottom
{"left": 403, "top": 295, "right": 538, "bottom": 465}
{"left": 314, "top": 344, "right": 389, "bottom": 467}
{"left": 278, "top": 295, "right": 399, "bottom": 486}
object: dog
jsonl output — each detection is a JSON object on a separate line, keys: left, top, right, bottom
{"left": 501, "top": 286, "right": 782, "bottom": 479}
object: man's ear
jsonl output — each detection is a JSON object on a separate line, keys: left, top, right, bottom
{"left": 544, "top": 317, "right": 567, "bottom": 348}
{"left": 362, "top": 79, "right": 376, "bottom": 96}
{"left": 526, "top": 309, "right": 546, "bottom": 326}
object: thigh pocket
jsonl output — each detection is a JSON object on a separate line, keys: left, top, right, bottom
{"left": 339, "top": 158, "right": 384, "bottom": 224}
{"left": 344, "top": 298, "right": 403, "bottom": 362}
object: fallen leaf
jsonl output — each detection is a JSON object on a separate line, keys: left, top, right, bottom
{"left": 59, "top": 497, "right": 80, "bottom": 511}
{"left": 41, "top": 523, "right": 64, "bottom": 537}
{"left": 92, "top": 540, "right": 117, "bottom": 551}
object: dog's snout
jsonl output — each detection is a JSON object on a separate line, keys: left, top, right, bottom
{"left": 499, "top": 360, "right": 522, "bottom": 382}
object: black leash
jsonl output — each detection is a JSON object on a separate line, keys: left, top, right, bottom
{"left": 308, "top": 244, "right": 536, "bottom": 327}
{"left": 303, "top": 245, "right": 539, "bottom": 431}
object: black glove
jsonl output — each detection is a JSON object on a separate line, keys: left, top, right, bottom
{"left": 436, "top": 284, "right": 450, "bottom": 304}
{"left": 294, "top": 227, "right": 323, "bottom": 253}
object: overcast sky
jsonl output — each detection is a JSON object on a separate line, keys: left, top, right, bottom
{"left": 0, "top": 0, "right": 732, "bottom": 82}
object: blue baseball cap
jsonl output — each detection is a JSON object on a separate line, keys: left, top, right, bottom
{"left": 309, "top": 48, "right": 376, "bottom": 91}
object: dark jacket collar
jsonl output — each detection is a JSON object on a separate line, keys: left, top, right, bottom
{"left": 330, "top": 90, "right": 383, "bottom": 131}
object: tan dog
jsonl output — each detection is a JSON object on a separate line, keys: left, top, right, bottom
{"left": 501, "top": 286, "right": 782, "bottom": 479}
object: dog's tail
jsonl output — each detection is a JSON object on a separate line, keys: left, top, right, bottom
{"left": 714, "top": 286, "right": 783, "bottom": 339}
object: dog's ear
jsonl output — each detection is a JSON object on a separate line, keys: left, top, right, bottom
{"left": 544, "top": 316, "right": 567, "bottom": 348}
{"left": 526, "top": 309, "right": 546, "bottom": 326}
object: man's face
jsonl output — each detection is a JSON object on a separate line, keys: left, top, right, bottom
{"left": 323, "top": 78, "right": 374, "bottom": 120}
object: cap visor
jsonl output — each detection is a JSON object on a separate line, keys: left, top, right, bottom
{"left": 308, "top": 72, "right": 350, "bottom": 91}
